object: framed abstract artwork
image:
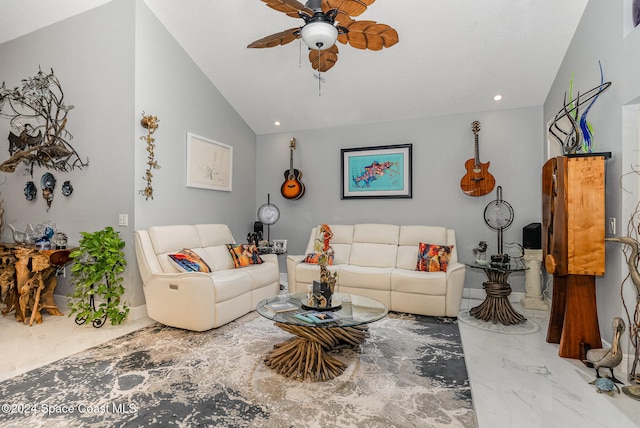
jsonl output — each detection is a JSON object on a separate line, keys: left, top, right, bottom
{"left": 341, "top": 143, "right": 412, "bottom": 199}
{"left": 186, "top": 133, "right": 233, "bottom": 191}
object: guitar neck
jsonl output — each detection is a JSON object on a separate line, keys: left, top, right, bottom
{"left": 474, "top": 134, "right": 480, "bottom": 166}
{"left": 289, "top": 148, "right": 294, "bottom": 172}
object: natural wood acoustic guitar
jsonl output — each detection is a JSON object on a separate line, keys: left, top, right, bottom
{"left": 460, "top": 121, "right": 495, "bottom": 196}
{"left": 281, "top": 138, "right": 305, "bottom": 200}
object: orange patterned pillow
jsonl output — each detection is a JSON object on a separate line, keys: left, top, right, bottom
{"left": 416, "top": 243, "right": 454, "bottom": 272}
{"left": 226, "top": 244, "right": 264, "bottom": 268}
{"left": 303, "top": 253, "right": 334, "bottom": 265}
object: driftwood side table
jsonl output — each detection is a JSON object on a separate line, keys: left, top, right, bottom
{"left": 0, "top": 243, "right": 74, "bottom": 326}
{"left": 468, "top": 261, "right": 527, "bottom": 325}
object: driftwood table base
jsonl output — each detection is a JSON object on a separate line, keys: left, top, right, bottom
{"left": 470, "top": 278, "right": 527, "bottom": 325}
{"left": 0, "top": 244, "right": 72, "bottom": 326}
{"left": 264, "top": 322, "right": 370, "bottom": 381}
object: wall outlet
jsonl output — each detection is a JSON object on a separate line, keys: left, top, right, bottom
{"left": 118, "top": 213, "right": 129, "bottom": 227}
{"left": 608, "top": 217, "right": 616, "bottom": 234}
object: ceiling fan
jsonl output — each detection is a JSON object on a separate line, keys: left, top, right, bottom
{"left": 247, "top": 0, "right": 399, "bottom": 72}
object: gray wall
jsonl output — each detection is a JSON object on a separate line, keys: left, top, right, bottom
{"left": 543, "top": 0, "right": 640, "bottom": 345}
{"left": 0, "top": 0, "right": 258, "bottom": 310}
{"left": 257, "top": 106, "right": 545, "bottom": 292}
{"left": 0, "top": 0, "right": 137, "bottom": 302}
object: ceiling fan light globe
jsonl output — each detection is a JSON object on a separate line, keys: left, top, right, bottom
{"left": 301, "top": 22, "right": 338, "bottom": 50}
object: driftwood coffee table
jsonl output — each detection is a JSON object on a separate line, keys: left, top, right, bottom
{"left": 257, "top": 292, "right": 387, "bottom": 382}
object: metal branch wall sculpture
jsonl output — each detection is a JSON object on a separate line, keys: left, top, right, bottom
{"left": 548, "top": 61, "right": 611, "bottom": 155}
{"left": 139, "top": 112, "right": 160, "bottom": 200}
{"left": 0, "top": 68, "right": 88, "bottom": 175}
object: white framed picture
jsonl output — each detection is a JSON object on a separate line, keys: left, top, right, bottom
{"left": 272, "top": 239, "right": 287, "bottom": 252}
{"left": 186, "top": 132, "right": 232, "bottom": 191}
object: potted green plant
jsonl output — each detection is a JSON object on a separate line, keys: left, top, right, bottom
{"left": 68, "top": 226, "right": 129, "bottom": 327}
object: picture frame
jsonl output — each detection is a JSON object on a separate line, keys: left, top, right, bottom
{"left": 272, "top": 239, "right": 287, "bottom": 252}
{"left": 341, "top": 143, "right": 412, "bottom": 199}
{"left": 186, "top": 132, "right": 233, "bottom": 191}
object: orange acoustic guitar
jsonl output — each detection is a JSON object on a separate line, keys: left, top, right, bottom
{"left": 281, "top": 138, "right": 305, "bottom": 200}
{"left": 460, "top": 121, "right": 495, "bottom": 197}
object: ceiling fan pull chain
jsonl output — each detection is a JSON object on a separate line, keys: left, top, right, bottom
{"left": 314, "top": 49, "right": 324, "bottom": 96}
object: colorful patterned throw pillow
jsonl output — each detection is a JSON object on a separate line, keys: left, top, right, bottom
{"left": 226, "top": 244, "right": 264, "bottom": 268}
{"left": 168, "top": 248, "right": 212, "bottom": 273}
{"left": 416, "top": 243, "right": 454, "bottom": 272}
{"left": 303, "top": 253, "right": 334, "bottom": 265}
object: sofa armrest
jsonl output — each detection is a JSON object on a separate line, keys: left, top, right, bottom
{"left": 286, "top": 255, "right": 305, "bottom": 290}
{"left": 260, "top": 253, "right": 278, "bottom": 266}
{"left": 444, "top": 262, "right": 466, "bottom": 317}
{"left": 143, "top": 272, "right": 217, "bottom": 331}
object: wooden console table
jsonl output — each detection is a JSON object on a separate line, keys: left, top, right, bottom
{"left": 0, "top": 243, "right": 74, "bottom": 326}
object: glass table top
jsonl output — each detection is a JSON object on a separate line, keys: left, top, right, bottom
{"left": 466, "top": 259, "right": 527, "bottom": 272}
{"left": 257, "top": 292, "right": 388, "bottom": 328}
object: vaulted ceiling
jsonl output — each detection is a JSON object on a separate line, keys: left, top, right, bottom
{"left": 0, "top": 0, "right": 589, "bottom": 134}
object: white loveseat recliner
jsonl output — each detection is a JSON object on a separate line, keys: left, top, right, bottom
{"left": 286, "top": 224, "right": 465, "bottom": 317}
{"left": 134, "top": 224, "right": 280, "bottom": 331}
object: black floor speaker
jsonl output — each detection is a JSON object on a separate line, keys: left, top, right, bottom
{"left": 523, "top": 222, "right": 541, "bottom": 249}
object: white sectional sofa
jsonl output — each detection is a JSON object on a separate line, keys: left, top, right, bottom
{"left": 286, "top": 224, "right": 465, "bottom": 317}
{"left": 134, "top": 224, "right": 280, "bottom": 331}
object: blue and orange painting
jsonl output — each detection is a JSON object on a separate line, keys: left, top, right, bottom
{"left": 348, "top": 153, "right": 404, "bottom": 193}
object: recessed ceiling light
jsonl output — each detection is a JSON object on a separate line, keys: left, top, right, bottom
{"left": 274, "top": 121, "right": 281, "bottom": 126}
{"left": 493, "top": 94, "right": 503, "bottom": 101}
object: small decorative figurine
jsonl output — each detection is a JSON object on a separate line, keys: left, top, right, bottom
{"left": 40, "top": 172, "right": 56, "bottom": 210}
{"left": 61, "top": 180, "right": 73, "bottom": 196}
{"left": 24, "top": 181, "right": 36, "bottom": 201}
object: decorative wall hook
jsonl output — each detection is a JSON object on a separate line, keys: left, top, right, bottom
{"left": 139, "top": 112, "right": 161, "bottom": 200}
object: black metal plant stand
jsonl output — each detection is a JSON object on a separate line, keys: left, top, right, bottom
{"left": 74, "top": 285, "right": 108, "bottom": 328}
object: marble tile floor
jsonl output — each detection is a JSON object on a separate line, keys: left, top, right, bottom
{"left": 0, "top": 295, "right": 638, "bottom": 427}
{"left": 458, "top": 298, "right": 639, "bottom": 428}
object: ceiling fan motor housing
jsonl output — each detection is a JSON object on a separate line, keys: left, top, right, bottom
{"left": 300, "top": 20, "right": 338, "bottom": 50}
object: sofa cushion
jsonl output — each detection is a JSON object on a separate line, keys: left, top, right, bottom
{"left": 349, "top": 242, "right": 398, "bottom": 268}
{"left": 339, "top": 265, "right": 392, "bottom": 291}
{"left": 168, "top": 248, "right": 212, "bottom": 273}
{"left": 202, "top": 245, "right": 236, "bottom": 271}
{"left": 226, "top": 244, "right": 263, "bottom": 268}
{"left": 149, "top": 225, "right": 201, "bottom": 254}
{"left": 391, "top": 269, "right": 447, "bottom": 295}
{"left": 353, "top": 224, "right": 399, "bottom": 245}
{"left": 243, "top": 263, "right": 280, "bottom": 290}
{"left": 416, "top": 243, "right": 454, "bottom": 272}
{"left": 210, "top": 270, "right": 253, "bottom": 302}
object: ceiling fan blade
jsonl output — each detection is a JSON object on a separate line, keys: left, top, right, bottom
{"left": 323, "top": 0, "right": 375, "bottom": 17}
{"left": 334, "top": 11, "right": 354, "bottom": 27}
{"left": 308, "top": 45, "right": 339, "bottom": 72}
{"left": 247, "top": 28, "right": 300, "bottom": 48}
{"left": 341, "top": 20, "right": 398, "bottom": 50}
{"left": 260, "top": 0, "right": 312, "bottom": 18}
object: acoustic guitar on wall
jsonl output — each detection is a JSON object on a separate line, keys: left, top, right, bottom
{"left": 281, "top": 137, "right": 305, "bottom": 200}
{"left": 460, "top": 120, "right": 496, "bottom": 197}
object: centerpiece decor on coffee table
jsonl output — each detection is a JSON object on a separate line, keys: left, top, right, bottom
{"left": 305, "top": 223, "right": 338, "bottom": 309}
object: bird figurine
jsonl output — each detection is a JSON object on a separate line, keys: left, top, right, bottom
{"left": 582, "top": 317, "right": 625, "bottom": 383}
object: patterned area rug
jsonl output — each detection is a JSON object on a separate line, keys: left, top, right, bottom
{"left": 0, "top": 312, "right": 477, "bottom": 428}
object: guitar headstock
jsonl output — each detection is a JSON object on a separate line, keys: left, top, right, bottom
{"left": 289, "top": 137, "right": 296, "bottom": 149}
{"left": 471, "top": 121, "right": 481, "bottom": 135}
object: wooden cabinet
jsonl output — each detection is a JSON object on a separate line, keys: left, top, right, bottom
{"left": 542, "top": 154, "right": 608, "bottom": 359}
